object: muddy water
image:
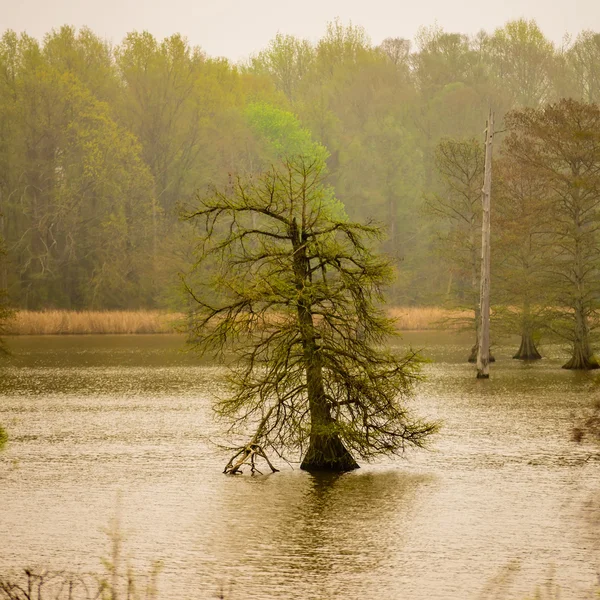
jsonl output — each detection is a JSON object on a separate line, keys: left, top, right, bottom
{"left": 0, "top": 333, "right": 599, "bottom": 599}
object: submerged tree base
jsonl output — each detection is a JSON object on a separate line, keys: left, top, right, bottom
{"left": 513, "top": 333, "right": 542, "bottom": 360}
{"left": 468, "top": 345, "right": 495, "bottom": 364}
{"left": 562, "top": 353, "right": 600, "bottom": 370}
{"left": 300, "top": 435, "right": 359, "bottom": 472}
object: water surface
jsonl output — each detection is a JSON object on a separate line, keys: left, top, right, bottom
{"left": 0, "top": 333, "right": 599, "bottom": 599}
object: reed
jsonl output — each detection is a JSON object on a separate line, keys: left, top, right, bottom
{"left": 388, "top": 306, "right": 471, "bottom": 331}
{"left": 5, "top": 307, "right": 467, "bottom": 335}
{"left": 7, "top": 310, "right": 184, "bottom": 335}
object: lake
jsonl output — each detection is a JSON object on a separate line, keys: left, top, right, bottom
{"left": 0, "top": 332, "right": 599, "bottom": 599}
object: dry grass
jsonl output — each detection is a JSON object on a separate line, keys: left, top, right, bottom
{"left": 5, "top": 307, "right": 468, "bottom": 335}
{"left": 388, "top": 306, "right": 471, "bottom": 331}
{"left": 7, "top": 310, "right": 184, "bottom": 335}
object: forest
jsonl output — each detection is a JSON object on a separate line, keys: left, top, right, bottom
{"left": 2, "top": 14, "right": 600, "bottom": 597}
{"left": 1, "top": 19, "right": 600, "bottom": 362}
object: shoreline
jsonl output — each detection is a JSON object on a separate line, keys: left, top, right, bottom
{"left": 4, "top": 308, "right": 469, "bottom": 335}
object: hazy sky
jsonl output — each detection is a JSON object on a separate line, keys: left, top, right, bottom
{"left": 4, "top": 0, "right": 600, "bottom": 61}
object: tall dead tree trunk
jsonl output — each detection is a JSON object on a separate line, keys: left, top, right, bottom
{"left": 477, "top": 110, "right": 493, "bottom": 379}
{"left": 468, "top": 230, "right": 480, "bottom": 363}
{"left": 468, "top": 220, "right": 494, "bottom": 364}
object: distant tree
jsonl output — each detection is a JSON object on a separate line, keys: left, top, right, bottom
{"left": 564, "top": 31, "right": 600, "bottom": 104}
{"left": 244, "top": 102, "right": 329, "bottom": 166}
{"left": 0, "top": 228, "right": 13, "bottom": 354}
{"left": 184, "top": 157, "right": 436, "bottom": 473}
{"left": 42, "top": 25, "right": 120, "bottom": 103}
{"left": 427, "top": 138, "right": 485, "bottom": 362}
{"left": 493, "top": 156, "right": 553, "bottom": 359}
{"left": 378, "top": 37, "right": 411, "bottom": 69}
{"left": 0, "top": 31, "right": 158, "bottom": 309}
{"left": 115, "top": 32, "right": 206, "bottom": 218}
{"left": 489, "top": 19, "right": 556, "bottom": 107}
{"left": 250, "top": 33, "right": 314, "bottom": 105}
{"left": 505, "top": 99, "right": 600, "bottom": 369}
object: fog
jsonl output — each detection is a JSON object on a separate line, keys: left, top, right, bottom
{"left": 4, "top": 0, "right": 599, "bottom": 60}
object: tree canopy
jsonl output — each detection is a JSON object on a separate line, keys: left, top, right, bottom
{"left": 184, "top": 157, "right": 437, "bottom": 472}
{"left": 2, "top": 19, "right": 600, "bottom": 361}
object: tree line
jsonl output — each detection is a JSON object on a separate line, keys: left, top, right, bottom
{"left": 1, "top": 20, "right": 600, "bottom": 337}
{"left": 431, "top": 100, "right": 600, "bottom": 370}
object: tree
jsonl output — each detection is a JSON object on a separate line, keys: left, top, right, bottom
{"left": 0, "top": 31, "right": 159, "bottom": 309}
{"left": 563, "top": 31, "right": 600, "bottom": 104}
{"left": 476, "top": 111, "right": 493, "bottom": 380}
{"left": 115, "top": 32, "right": 206, "bottom": 218}
{"left": 184, "top": 157, "right": 436, "bottom": 473}
{"left": 489, "top": 19, "right": 556, "bottom": 108}
{"left": 0, "top": 227, "right": 12, "bottom": 354}
{"left": 493, "top": 154, "right": 554, "bottom": 360}
{"left": 250, "top": 33, "right": 314, "bottom": 105}
{"left": 505, "top": 100, "right": 600, "bottom": 369}
{"left": 427, "top": 138, "right": 485, "bottom": 361}
{"left": 42, "top": 25, "right": 120, "bottom": 104}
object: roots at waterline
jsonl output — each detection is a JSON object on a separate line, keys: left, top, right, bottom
{"left": 300, "top": 434, "right": 359, "bottom": 473}
{"left": 467, "top": 344, "right": 496, "bottom": 364}
{"left": 562, "top": 349, "right": 600, "bottom": 370}
{"left": 223, "top": 443, "right": 279, "bottom": 475}
{"left": 513, "top": 333, "right": 542, "bottom": 360}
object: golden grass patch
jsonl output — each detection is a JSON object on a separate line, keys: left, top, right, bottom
{"left": 7, "top": 310, "right": 184, "bottom": 335}
{"left": 388, "top": 307, "right": 471, "bottom": 330}
{"left": 6, "top": 307, "right": 468, "bottom": 335}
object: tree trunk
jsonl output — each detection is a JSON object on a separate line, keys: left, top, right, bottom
{"left": 477, "top": 110, "right": 493, "bottom": 379}
{"left": 563, "top": 341, "right": 599, "bottom": 369}
{"left": 513, "top": 305, "right": 542, "bottom": 360}
{"left": 469, "top": 301, "right": 494, "bottom": 363}
{"left": 513, "top": 330, "right": 542, "bottom": 360}
{"left": 299, "top": 330, "right": 358, "bottom": 472}
{"left": 468, "top": 339, "right": 495, "bottom": 363}
{"left": 468, "top": 303, "right": 480, "bottom": 363}
{"left": 562, "top": 302, "right": 599, "bottom": 369}
{"left": 290, "top": 218, "right": 359, "bottom": 472}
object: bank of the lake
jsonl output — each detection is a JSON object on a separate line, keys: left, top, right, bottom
{"left": 5, "top": 307, "right": 469, "bottom": 335}
{"left": 0, "top": 332, "right": 598, "bottom": 599}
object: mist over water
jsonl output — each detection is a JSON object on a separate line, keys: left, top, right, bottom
{"left": 0, "top": 333, "right": 598, "bottom": 599}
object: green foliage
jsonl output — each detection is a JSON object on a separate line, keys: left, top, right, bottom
{"left": 503, "top": 99, "right": 600, "bottom": 368}
{"left": 244, "top": 102, "right": 346, "bottom": 221}
{"left": 245, "top": 102, "right": 328, "bottom": 165}
{"left": 1, "top": 19, "right": 599, "bottom": 314}
{"left": 185, "top": 157, "right": 436, "bottom": 471}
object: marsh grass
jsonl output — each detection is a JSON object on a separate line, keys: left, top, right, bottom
{"left": 6, "top": 307, "right": 464, "bottom": 335}
{"left": 0, "top": 503, "right": 162, "bottom": 600}
{"left": 388, "top": 306, "right": 470, "bottom": 331}
{"left": 7, "top": 311, "right": 185, "bottom": 335}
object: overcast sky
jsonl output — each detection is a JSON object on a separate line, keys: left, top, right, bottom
{"left": 3, "top": 0, "right": 600, "bottom": 61}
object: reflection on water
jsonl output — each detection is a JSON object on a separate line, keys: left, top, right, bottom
{"left": 0, "top": 333, "right": 599, "bottom": 599}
